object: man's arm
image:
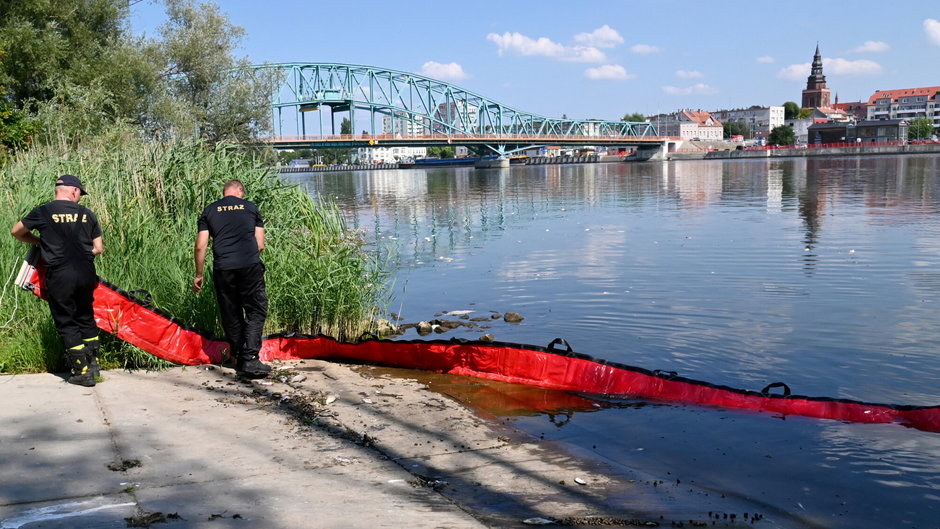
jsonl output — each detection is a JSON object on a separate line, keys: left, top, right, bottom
{"left": 92, "top": 236, "right": 103, "bottom": 257}
{"left": 255, "top": 226, "right": 265, "bottom": 253}
{"left": 193, "top": 230, "right": 210, "bottom": 293}
{"left": 10, "top": 221, "right": 40, "bottom": 246}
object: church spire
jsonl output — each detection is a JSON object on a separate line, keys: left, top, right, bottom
{"left": 802, "top": 43, "right": 831, "bottom": 109}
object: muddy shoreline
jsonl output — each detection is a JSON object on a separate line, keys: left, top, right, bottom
{"left": 238, "top": 358, "right": 773, "bottom": 527}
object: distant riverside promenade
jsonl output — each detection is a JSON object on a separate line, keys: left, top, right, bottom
{"left": 687, "top": 140, "right": 940, "bottom": 161}
{"left": 277, "top": 142, "right": 940, "bottom": 173}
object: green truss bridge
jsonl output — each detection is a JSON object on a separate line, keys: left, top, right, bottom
{"left": 253, "top": 62, "right": 676, "bottom": 158}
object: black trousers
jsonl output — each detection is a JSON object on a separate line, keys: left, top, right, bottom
{"left": 45, "top": 261, "right": 98, "bottom": 350}
{"left": 212, "top": 263, "right": 268, "bottom": 360}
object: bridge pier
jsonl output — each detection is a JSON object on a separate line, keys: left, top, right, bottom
{"left": 632, "top": 140, "right": 675, "bottom": 161}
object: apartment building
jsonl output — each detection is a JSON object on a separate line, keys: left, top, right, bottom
{"left": 652, "top": 110, "right": 723, "bottom": 140}
{"left": 867, "top": 86, "right": 940, "bottom": 127}
{"left": 382, "top": 112, "right": 429, "bottom": 136}
{"left": 711, "top": 106, "right": 784, "bottom": 138}
{"left": 356, "top": 146, "right": 427, "bottom": 164}
{"left": 433, "top": 101, "right": 479, "bottom": 133}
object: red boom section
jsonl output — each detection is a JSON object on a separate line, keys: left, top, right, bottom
{"left": 16, "top": 259, "right": 940, "bottom": 433}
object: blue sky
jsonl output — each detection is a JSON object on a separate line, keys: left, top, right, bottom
{"left": 130, "top": 0, "right": 940, "bottom": 121}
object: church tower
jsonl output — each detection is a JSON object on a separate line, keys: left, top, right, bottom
{"left": 801, "top": 44, "right": 831, "bottom": 109}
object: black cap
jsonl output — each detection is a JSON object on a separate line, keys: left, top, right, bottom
{"left": 55, "top": 174, "right": 88, "bottom": 195}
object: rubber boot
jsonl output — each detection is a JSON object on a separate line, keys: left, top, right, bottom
{"left": 67, "top": 346, "right": 96, "bottom": 387}
{"left": 236, "top": 354, "right": 271, "bottom": 379}
{"left": 84, "top": 337, "right": 100, "bottom": 380}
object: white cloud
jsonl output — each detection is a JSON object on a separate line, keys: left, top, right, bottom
{"left": 676, "top": 70, "right": 703, "bottom": 79}
{"left": 853, "top": 40, "right": 889, "bottom": 53}
{"left": 585, "top": 64, "right": 634, "bottom": 80}
{"left": 630, "top": 43, "right": 661, "bottom": 54}
{"left": 777, "top": 63, "right": 810, "bottom": 80}
{"left": 926, "top": 18, "right": 940, "bottom": 45}
{"left": 756, "top": 56, "right": 775, "bottom": 64}
{"left": 574, "top": 25, "right": 624, "bottom": 48}
{"left": 486, "top": 32, "right": 606, "bottom": 62}
{"left": 662, "top": 83, "right": 718, "bottom": 96}
{"left": 827, "top": 58, "right": 883, "bottom": 75}
{"left": 778, "top": 57, "right": 883, "bottom": 80}
{"left": 487, "top": 32, "right": 564, "bottom": 57}
{"left": 420, "top": 61, "right": 469, "bottom": 81}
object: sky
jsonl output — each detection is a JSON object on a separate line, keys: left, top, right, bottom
{"left": 130, "top": 0, "right": 940, "bottom": 122}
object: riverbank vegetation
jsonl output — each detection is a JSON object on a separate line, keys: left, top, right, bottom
{"left": 0, "top": 0, "right": 387, "bottom": 373}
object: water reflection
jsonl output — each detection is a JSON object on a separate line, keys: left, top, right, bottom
{"left": 289, "top": 155, "right": 940, "bottom": 529}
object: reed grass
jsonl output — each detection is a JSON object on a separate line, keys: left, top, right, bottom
{"left": 0, "top": 128, "right": 387, "bottom": 373}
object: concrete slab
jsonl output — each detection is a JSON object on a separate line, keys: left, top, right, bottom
{"left": 1, "top": 360, "right": 788, "bottom": 528}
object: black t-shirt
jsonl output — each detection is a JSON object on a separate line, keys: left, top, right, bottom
{"left": 197, "top": 195, "right": 264, "bottom": 270}
{"left": 21, "top": 200, "right": 102, "bottom": 268}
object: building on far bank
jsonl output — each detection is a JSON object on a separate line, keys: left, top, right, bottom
{"left": 808, "top": 119, "right": 908, "bottom": 144}
{"left": 866, "top": 86, "right": 940, "bottom": 127}
{"left": 433, "top": 101, "right": 478, "bottom": 133}
{"left": 833, "top": 99, "right": 868, "bottom": 121}
{"left": 784, "top": 117, "right": 816, "bottom": 144}
{"left": 356, "top": 145, "right": 427, "bottom": 164}
{"left": 712, "top": 106, "right": 784, "bottom": 139}
{"left": 382, "top": 112, "right": 429, "bottom": 136}
{"left": 652, "top": 110, "right": 723, "bottom": 140}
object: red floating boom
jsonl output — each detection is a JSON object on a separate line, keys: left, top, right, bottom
{"left": 15, "top": 252, "right": 940, "bottom": 433}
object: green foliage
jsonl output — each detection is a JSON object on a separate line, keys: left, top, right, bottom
{"left": 798, "top": 108, "right": 813, "bottom": 119}
{"left": 278, "top": 149, "right": 313, "bottom": 163}
{"left": 908, "top": 117, "right": 935, "bottom": 140}
{"left": 315, "top": 148, "right": 350, "bottom": 164}
{"left": 0, "top": 0, "right": 278, "bottom": 146}
{"left": 723, "top": 121, "right": 750, "bottom": 139}
{"left": 340, "top": 117, "right": 352, "bottom": 135}
{"left": 0, "top": 0, "right": 128, "bottom": 103}
{"left": 0, "top": 102, "right": 35, "bottom": 161}
{"left": 0, "top": 131, "right": 387, "bottom": 373}
{"left": 783, "top": 101, "right": 800, "bottom": 120}
{"left": 621, "top": 112, "right": 645, "bottom": 122}
{"left": 156, "top": 0, "right": 281, "bottom": 143}
{"left": 426, "top": 146, "right": 455, "bottom": 158}
{"left": 768, "top": 125, "right": 795, "bottom": 146}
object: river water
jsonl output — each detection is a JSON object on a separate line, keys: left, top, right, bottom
{"left": 288, "top": 155, "right": 940, "bottom": 529}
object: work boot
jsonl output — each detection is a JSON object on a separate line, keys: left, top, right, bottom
{"left": 236, "top": 355, "right": 272, "bottom": 379}
{"left": 67, "top": 346, "right": 96, "bottom": 387}
{"left": 84, "top": 337, "right": 101, "bottom": 380}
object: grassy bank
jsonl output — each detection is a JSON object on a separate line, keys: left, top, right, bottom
{"left": 0, "top": 131, "right": 387, "bottom": 373}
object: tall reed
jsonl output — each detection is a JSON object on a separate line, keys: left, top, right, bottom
{"left": 0, "top": 128, "right": 387, "bottom": 373}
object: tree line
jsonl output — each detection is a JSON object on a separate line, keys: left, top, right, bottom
{"left": 0, "top": 0, "right": 279, "bottom": 163}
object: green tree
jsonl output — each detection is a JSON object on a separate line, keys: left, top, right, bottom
{"left": 155, "top": 0, "right": 280, "bottom": 143}
{"left": 0, "top": 101, "right": 34, "bottom": 156}
{"left": 768, "top": 125, "right": 795, "bottom": 146}
{"left": 0, "top": 0, "right": 128, "bottom": 103}
{"left": 315, "top": 148, "right": 349, "bottom": 164}
{"left": 0, "top": 0, "right": 278, "bottom": 146}
{"left": 783, "top": 102, "right": 800, "bottom": 120}
{"left": 908, "top": 117, "right": 935, "bottom": 140}
{"left": 723, "top": 121, "right": 750, "bottom": 139}
{"left": 340, "top": 117, "right": 351, "bottom": 135}
{"left": 426, "top": 146, "right": 455, "bottom": 158}
{"left": 621, "top": 112, "right": 645, "bottom": 122}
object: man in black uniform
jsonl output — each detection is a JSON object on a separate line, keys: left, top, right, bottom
{"left": 11, "top": 174, "right": 103, "bottom": 387}
{"left": 193, "top": 179, "right": 271, "bottom": 378}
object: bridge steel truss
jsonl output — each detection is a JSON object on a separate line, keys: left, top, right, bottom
{"left": 254, "top": 62, "right": 659, "bottom": 156}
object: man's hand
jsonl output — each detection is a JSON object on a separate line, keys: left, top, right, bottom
{"left": 193, "top": 275, "right": 203, "bottom": 293}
